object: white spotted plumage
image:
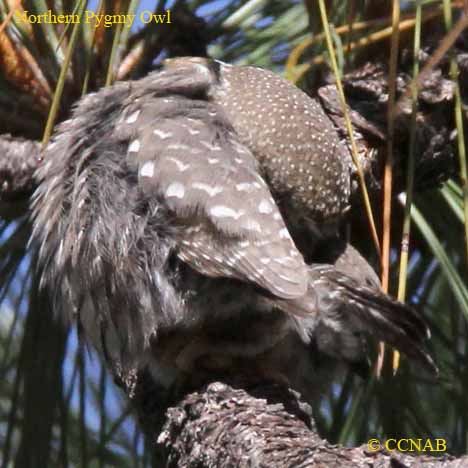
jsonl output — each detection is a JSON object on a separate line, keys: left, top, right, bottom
{"left": 210, "top": 205, "right": 243, "bottom": 219}
{"left": 140, "top": 161, "right": 154, "bottom": 178}
{"left": 128, "top": 139, "right": 140, "bottom": 153}
{"left": 30, "top": 57, "right": 437, "bottom": 392}
{"left": 192, "top": 183, "right": 224, "bottom": 197}
{"left": 153, "top": 129, "right": 173, "bottom": 139}
{"left": 165, "top": 182, "right": 186, "bottom": 199}
{"left": 126, "top": 109, "right": 140, "bottom": 124}
{"left": 118, "top": 93, "right": 309, "bottom": 300}
{"left": 258, "top": 199, "right": 273, "bottom": 214}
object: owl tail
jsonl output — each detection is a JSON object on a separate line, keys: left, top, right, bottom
{"left": 276, "top": 247, "right": 438, "bottom": 375}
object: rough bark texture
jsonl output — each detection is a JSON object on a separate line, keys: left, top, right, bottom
{"left": 318, "top": 49, "right": 468, "bottom": 203}
{"left": 116, "top": 371, "right": 468, "bottom": 467}
{"left": 0, "top": 135, "right": 40, "bottom": 219}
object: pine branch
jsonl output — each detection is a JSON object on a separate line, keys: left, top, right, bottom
{"left": 115, "top": 370, "right": 468, "bottom": 467}
{"left": 0, "top": 135, "right": 40, "bottom": 219}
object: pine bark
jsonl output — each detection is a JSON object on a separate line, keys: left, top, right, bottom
{"left": 114, "top": 370, "right": 468, "bottom": 467}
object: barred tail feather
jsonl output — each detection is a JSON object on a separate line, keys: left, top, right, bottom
{"left": 279, "top": 264, "right": 438, "bottom": 375}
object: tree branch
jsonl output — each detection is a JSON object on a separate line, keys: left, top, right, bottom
{"left": 116, "top": 371, "right": 467, "bottom": 467}
{"left": 0, "top": 134, "right": 40, "bottom": 219}
{"left": 318, "top": 50, "right": 467, "bottom": 201}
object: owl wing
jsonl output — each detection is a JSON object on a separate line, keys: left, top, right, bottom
{"left": 116, "top": 94, "right": 308, "bottom": 300}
